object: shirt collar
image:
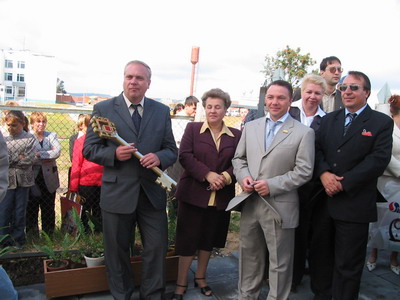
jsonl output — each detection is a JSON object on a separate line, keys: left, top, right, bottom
{"left": 123, "top": 93, "right": 144, "bottom": 108}
{"left": 292, "top": 100, "right": 326, "bottom": 117}
{"left": 200, "top": 121, "right": 234, "bottom": 137}
{"left": 325, "top": 89, "right": 337, "bottom": 97}
{"left": 345, "top": 103, "right": 367, "bottom": 116}
{"left": 266, "top": 111, "right": 290, "bottom": 123}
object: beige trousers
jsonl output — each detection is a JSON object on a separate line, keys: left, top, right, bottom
{"left": 238, "top": 195, "right": 295, "bottom": 300}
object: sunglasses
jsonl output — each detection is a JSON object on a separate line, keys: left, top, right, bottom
{"left": 327, "top": 66, "right": 343, "bottom": 74}
{"left": 338, "top": 84, "right": 363, "bottom": 92}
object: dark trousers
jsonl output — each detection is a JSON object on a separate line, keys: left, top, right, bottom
{"left": 309, "top": 196, "right": 369, "bottom": 300}
{"left": 78, "top": 185, "right": 101, "bottom": 232}
{"left": 102, "top": 188, "right": 168, "bottom": 300}
{"left": 0, "top": 187, "right": 29, "bottom": 246}
{"left": 26, "top": 171, "right": 56, "bottom": 235}
{"left": 292, "top": 183, "right": 320, "bottom": 286}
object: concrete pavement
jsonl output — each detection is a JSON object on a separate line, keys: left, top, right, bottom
{"left": 16, "top": 249, "right": 400, "bottom": 299}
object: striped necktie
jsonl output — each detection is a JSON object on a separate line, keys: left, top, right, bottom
{"left": 343, "top": 113, "right": 356, "bottom": 136}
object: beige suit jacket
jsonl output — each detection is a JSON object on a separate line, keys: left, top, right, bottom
{"left": 232, "top": 114, "right": 315, "bottom": 228}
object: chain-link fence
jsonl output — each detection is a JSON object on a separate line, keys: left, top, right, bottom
{"left": 0, "top": 103, "right": 247, "bottom": 286}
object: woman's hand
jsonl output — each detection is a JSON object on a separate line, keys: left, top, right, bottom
{"left": 205, "top": 171, "right": 226, "bottom": 191}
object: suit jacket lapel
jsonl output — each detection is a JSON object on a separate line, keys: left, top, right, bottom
{"left": 264, "top": 115, "right": 294, "bottom": 156}
{"left": 199, "top": 129, "right": 218, "bottom": 152}
{"left": 339, "top": 105, "right": 372, "bottom": 147}
{"left": 114, "top": 93, "right": 137, "bottom": 134}
{"left": 329, "top": 110, "right": 345, "bottom": 147}
{"left": 140, "top": 98, "right": 155, "bottom": 136}
{"left": 255, "top": 117, "right": 267, "bottom": 154}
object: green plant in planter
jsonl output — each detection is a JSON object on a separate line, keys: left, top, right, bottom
{"left": 72, "top": 209, "right": 104, "bottom": 258}
{"left": 34, "top": 231, "right": 79, "bottom": 268}
{"left": 0, "top": 232, "right": 15, "bottom": 257}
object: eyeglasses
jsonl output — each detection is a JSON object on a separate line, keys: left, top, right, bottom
{"left": 338, "top": 84, "right": 363, "bottom": 92}
{"left": 327, "top": 66, "right": 343, "bottom": 74}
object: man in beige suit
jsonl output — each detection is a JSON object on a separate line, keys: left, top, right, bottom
{"left": 231, "top": 80, "right": 315, "bottom": 300}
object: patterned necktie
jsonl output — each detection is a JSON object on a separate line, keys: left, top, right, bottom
{"left": 131, "top": 104, "right": 142, "bottom": 131}
{"left": 265, "top": 119, "right": 281, "bottom": 150}
{"left": 343, "top": 113, "right": 357, "bottom": 136}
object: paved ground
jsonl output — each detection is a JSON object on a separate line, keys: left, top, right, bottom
{"left": 16, "top": 249, "right": 400, "bottom": 300}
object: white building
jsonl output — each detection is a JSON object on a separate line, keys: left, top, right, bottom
{"left": 0, "top": 49, "right": 57, "bottom": 104}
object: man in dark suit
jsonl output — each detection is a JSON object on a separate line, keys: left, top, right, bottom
{"left": 84, "top": 60, "right": 178, "bottom": 300}
{"left": 310, "top": 71, "right": 393, "bottom": 300}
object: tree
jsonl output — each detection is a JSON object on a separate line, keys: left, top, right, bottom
{"left": 57, "top": 78, "right": 67, "bottom": 94}
{"left": 261, "top": 45, "right": 317, "bottom": 88}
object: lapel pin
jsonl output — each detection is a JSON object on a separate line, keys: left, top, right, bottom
{"left": 283, "top": 130, "right": 289, "bottom": 134}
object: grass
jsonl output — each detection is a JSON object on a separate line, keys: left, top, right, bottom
{"left": 229, "top": 211, "right": 241, "bottom": 232}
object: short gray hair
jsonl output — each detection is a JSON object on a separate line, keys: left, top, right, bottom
{"left": 124, "top": 60, "right": 152, "bottom": 80}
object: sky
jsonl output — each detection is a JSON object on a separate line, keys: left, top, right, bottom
{"left": 1, "top": 0, "right": 400, "bottom": 107}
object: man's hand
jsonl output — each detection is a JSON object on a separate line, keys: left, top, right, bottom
{"left": 140, "top": 153, "right": 160, "bottom": 169}
{"left": 241, "top": 176, "right": 255, "bottom": 193}
{"left": 115, "top": 144, "right": 136, "bottom": 161}
{"left": 252, "top": 179, "right": 270, "bottom": 197}
{"left": 320, "top": 171, "right": 344, "bottom": 197}
{"left": 205, "top": 171, "right": 226, "bottom": 191}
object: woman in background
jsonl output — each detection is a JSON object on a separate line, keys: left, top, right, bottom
{"left": 289, "top": 74, "right": 327, "bottom": 290}
{"left": 69, "top": 114, "right": 90, "bottom": 161}
{"left": 69, "top": 115, "right": 103, "bottom": 231}
{"left": 26, "top": 112, "right": 61, "bottom": 236}
{"left": 0, "top": 111, "right": 36, "bottom": 247}
{"left": 171, "top": 88, "right": 241, "bottom": 299}
{"left": 366, "top": 94, "right": 400, "bottom": 275}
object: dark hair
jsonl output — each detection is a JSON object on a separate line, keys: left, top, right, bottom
{"left": 266, "top": 80, "right": 293, "bottom": 99}
{"left": 320, "top": 56, "right": 341, "bottom": 71}
{"left": 347, "top": 71, "right": 371, "bottom": 92}
{"left": 201, "top": 88, "right": 232, "bottom": 109}
{"left": 184, "top": 96, "right": 199, "bottom": 106}
{"left": 4, "top": 110, "right": 26, "bottom": 125}
{"left": 172, "top": 103, "right": 184, "bottom": 114}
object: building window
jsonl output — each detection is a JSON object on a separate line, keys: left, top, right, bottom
{"left": 17, "top": 87, "right": 25, "bottom": 97}
{"left": 18, "top": 61, "right": 25, "bottom": 69}
{"left": 5, "top": 60, "right": 13, "bottom": 68}
{"left": 5, "top": 86, "right": 13, "bottom": 95}
{"left": 17, "top": 74, "right": 25, "bottom": 82}
{"left": 4, "top": 73, "right": 12, "bottom": 81}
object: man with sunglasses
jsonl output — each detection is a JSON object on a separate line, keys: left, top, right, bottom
{"left": 309, "top": 71, "right": 393, "bottom": 300}
{"left": 319, "top": 56, "right": 344, "bottom": 113}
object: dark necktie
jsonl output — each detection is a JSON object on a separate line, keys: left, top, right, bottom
{"left": 344, "top": 113, "right": 357, "bottom": 136}
{"left": 131, "top": 104, "right": 141, "bottom": 131}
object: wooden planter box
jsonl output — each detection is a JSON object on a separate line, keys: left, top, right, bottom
{"left": 44, "top": 256, "right": 179, "bottom": 298}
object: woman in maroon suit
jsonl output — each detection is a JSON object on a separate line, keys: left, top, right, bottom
{"left": 171, "top": 89, "right": 241, "bottom": 299}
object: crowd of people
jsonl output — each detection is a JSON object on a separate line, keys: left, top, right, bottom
{"left": 0, "top": 57, "right": 399, "bottom": 300}
{"left": 0, "top": 108, "right": 104, "bottom": 246}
